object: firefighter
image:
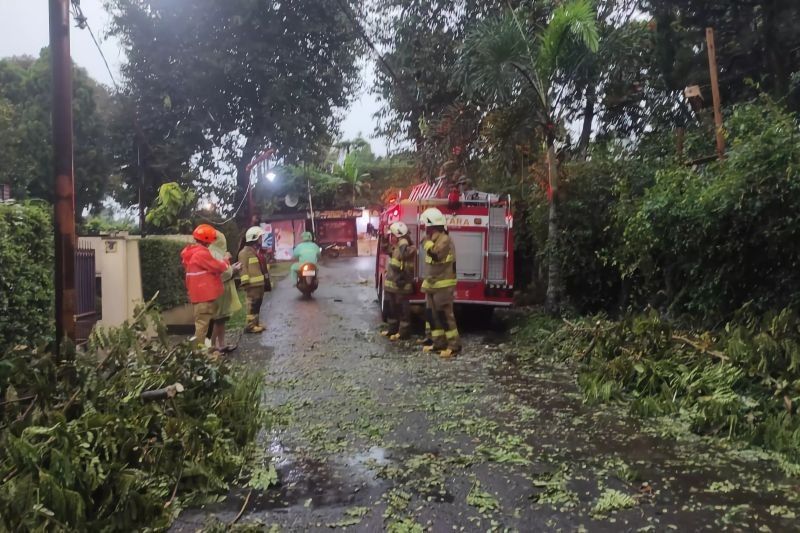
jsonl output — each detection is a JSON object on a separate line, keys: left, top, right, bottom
{"left": 181, "top": 224, "right": 231, "bottom": 354}
{"left": 420, "top": 207, "right": 462, "bottom": 358}
{"left": 238, "top": 226, "right": 267, "bottom": 333}
{"left": 382, "top": 221, "right": 416, "bottom": 340}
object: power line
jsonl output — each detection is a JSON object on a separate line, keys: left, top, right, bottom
{"left": 70, "top": 0, "right": 119, "bottom": 90}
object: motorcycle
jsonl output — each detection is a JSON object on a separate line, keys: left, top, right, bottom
{"left": 296, "top": 262, "right": 319, "bottom": 298}
{"left": 321, "top": 242, "right": 344, "bottom": 259}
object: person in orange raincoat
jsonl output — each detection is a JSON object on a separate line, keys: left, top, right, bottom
{"left": 181, "top": 224, "right": 233, "bottom": 353}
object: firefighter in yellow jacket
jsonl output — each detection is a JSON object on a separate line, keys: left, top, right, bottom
{"left": 238, "top": 226, "right": 267, "bottom": 333}
{"left": 420, "top": 207, "right": 461, "bottom": 358}
{"left": 382, "top": 221, "right": 416, "bottom": 340}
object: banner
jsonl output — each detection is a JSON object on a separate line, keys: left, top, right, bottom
{"left": 259, "top": 223, "right": 274, "bottom": 252}
{"left": 272, "top": 220, "right": 297, "bottom": 261}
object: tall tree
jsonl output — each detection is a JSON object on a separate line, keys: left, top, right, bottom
{"left": 0, "top": 51, "right": 113, "bottom": 218}
{"left": 371, "top": 0, "right": 519, "bottom": 150}
{"left": 459, "top": 0, "right": 599, "bottom": 313}
{"left": 642, "top": 0, "right": 800, "bottom": 112}
{"left": 107, "top": 0, "right": 364, "bottom": 218}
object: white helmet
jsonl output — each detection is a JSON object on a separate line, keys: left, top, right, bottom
{"left": 420, "top": 207, "right": 447, "bottom": 227}
{"left": 245, "top": 226, "right": 265, "bottom": 243}
{"left": 389, "top": 221, "right": 408, "bottom": 238}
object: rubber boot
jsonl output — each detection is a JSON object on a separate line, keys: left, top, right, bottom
{"left": 245, "top": 315, "right": 265, "bottom": 334}
{"left": 439, "top": 348, "right": 459, "bottom": 359}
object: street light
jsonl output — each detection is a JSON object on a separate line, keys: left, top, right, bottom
{"left": 266, "top": 171, "right": 277, "bottom": 182}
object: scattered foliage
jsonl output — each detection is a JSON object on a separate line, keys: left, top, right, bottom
{"left": 466, "top": 479, "right": 500, "bottom": 515}
{"left": 0, "top": 305, "right": 265, "bottom": 531}
{"left": 519, "top": 305, "right": 800, "bottom": 460}
{"left": 591, "top": 488, "right": 636, "bottom": 516}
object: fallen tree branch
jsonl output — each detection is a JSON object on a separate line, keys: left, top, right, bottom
{"left": 164, "top": 465, "right": 183, "bottom": 509}
{"left": 231, "top": 488, "right": 253, "bottom": 525}
{"left": 140, "top": 383, "right": 185, "bottom": 402}
{"left": 17, "top": 394, "right": 38, "bottom": 422}
{"left": 0, "top": 394, "right": 36, "bottom": 407}
{"left": 672, "top": 335, "right": 729, "bottom": 362}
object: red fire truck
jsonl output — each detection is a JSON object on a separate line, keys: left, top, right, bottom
{"left": 376, "top": 178, "right": 514, "bottom": 316}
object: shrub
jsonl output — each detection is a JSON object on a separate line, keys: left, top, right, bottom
{"left": 139, "top": 238, "right": 188, "bottom": 309}
{"left": 0, "top": 306, "right": 265, "bottom": 531}
{"left": 617, "top": 97, "right": 800, "bottom": 322}
{"left": 0, "top": 202, "right": 53, "bottom": 351}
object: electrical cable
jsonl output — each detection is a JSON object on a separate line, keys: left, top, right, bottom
{"left": 70, "top": 0, "right": 119, "bottom": 90}
{"left": 197, "top": 181, "right": 255, "bottom": 226}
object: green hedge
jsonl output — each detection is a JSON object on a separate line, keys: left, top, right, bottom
{"left": 139, "top": 238, "right": 188, "bottom": 309}
{"left": 0, "top": 202, "right": 53, "bottom": 350}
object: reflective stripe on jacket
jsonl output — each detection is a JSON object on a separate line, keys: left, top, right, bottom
{"left": 238, "top": 245, "right": 266, "bottom": 287}
{"left": 385, "top": 236, "right": 415, "bottom": 294}
{"left": 421, "top": 231, "right": 457, "bottom": 292}
{"left": 180, "top": 243, "right": 229, "bottom": 303}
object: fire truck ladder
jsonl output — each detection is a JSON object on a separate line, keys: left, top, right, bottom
{"left": 486, "top": 198, "right": 509, "bottom": 285}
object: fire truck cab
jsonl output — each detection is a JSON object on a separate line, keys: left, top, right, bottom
{"left": 376, "top": 178, "right": 514, "bottom": 316}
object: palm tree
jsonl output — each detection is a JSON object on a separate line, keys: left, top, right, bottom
{"left": 337, "top": 153, "right": 371, "bottom": 207}
{"left": 458, "top": 0, "right": 599, "bottom": 314}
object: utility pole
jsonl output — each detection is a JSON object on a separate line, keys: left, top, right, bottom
{"left": 706, "top": 27, "right": 725, "bottom": 159}
{"left": 137, "top": 142, "right": 146, "bottom": 237}
{"left": 50, "top": 0, "right": 77, "bottom": 349}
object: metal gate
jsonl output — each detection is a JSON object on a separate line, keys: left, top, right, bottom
{"left": 75, "top": 245, "right": 98, "bottom": 342}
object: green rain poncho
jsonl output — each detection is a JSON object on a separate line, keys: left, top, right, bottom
{"left": 209, "top": 231, "right": 242, "bottom": 319}
{"left": 291, "top": 233, "right": 321, "bottom": 283}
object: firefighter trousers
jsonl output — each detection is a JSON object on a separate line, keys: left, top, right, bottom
{"left": 386, "top": 291, "right": 411, "bottom": 338}
{"left": 425, "top": 289, "right": 461, "bottom": 352}
{"left": 245, "top": 286, "right": 264, "bottom": 331}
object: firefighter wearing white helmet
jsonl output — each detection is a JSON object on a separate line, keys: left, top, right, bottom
{"left": 389, "top": 221, "right": 408, "bottom": 239}
{"left": 419, "top": 207, "right": 461, "bottom": 358}
{"left": 382, "top": 221, "right": 416, "bottom": 340}
{"left": 238, "top": 226, "right": 268, "bottom": 333}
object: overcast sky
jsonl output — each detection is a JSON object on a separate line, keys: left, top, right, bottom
{"left": 0, "top": 0, "right": 387, "bottom": 154}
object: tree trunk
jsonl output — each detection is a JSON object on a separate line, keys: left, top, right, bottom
{"left": 235, "top": 137, "right": 258, "bottom": 225}
{"left": 577, "top": 85, "right": 596, "bottom": 160}
{"left": 544, "top": 137, "right": 562, "bottom": 314}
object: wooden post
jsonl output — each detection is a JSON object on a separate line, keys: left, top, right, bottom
{"left": 676, "top": 127, "right": 685, "bottom": 159}
{"left": 706, "top": 27, "right": 725, "bottom": 159}
{"left": 50, "top": 0, "right": 77, "bottom": 348}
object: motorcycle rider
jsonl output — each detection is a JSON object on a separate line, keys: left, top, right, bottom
{"left": 238, "top": 226, "right": 268, "bottom": 334}
{"left": 291, "top": 231, "right": 321, "bottom": 284}
{"left": 382, "top": 221, "right": 416, "bottom": 340}
{"left": 420, "top": 207, "right": 461, "bottom": 358}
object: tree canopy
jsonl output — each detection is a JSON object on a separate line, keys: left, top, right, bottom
{"left": 0, "top": 51, "right": 113, "bottom": 218}
{"left": 106, "top": 0, "right": 365, "bottom": 216}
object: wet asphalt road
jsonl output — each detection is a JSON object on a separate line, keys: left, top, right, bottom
{"left": 175, "top": 257, "right": 800, "bottom": 532}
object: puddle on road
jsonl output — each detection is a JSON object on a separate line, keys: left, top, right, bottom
{"left": 245, "top": 435, "right": 393, "bottom": 516}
